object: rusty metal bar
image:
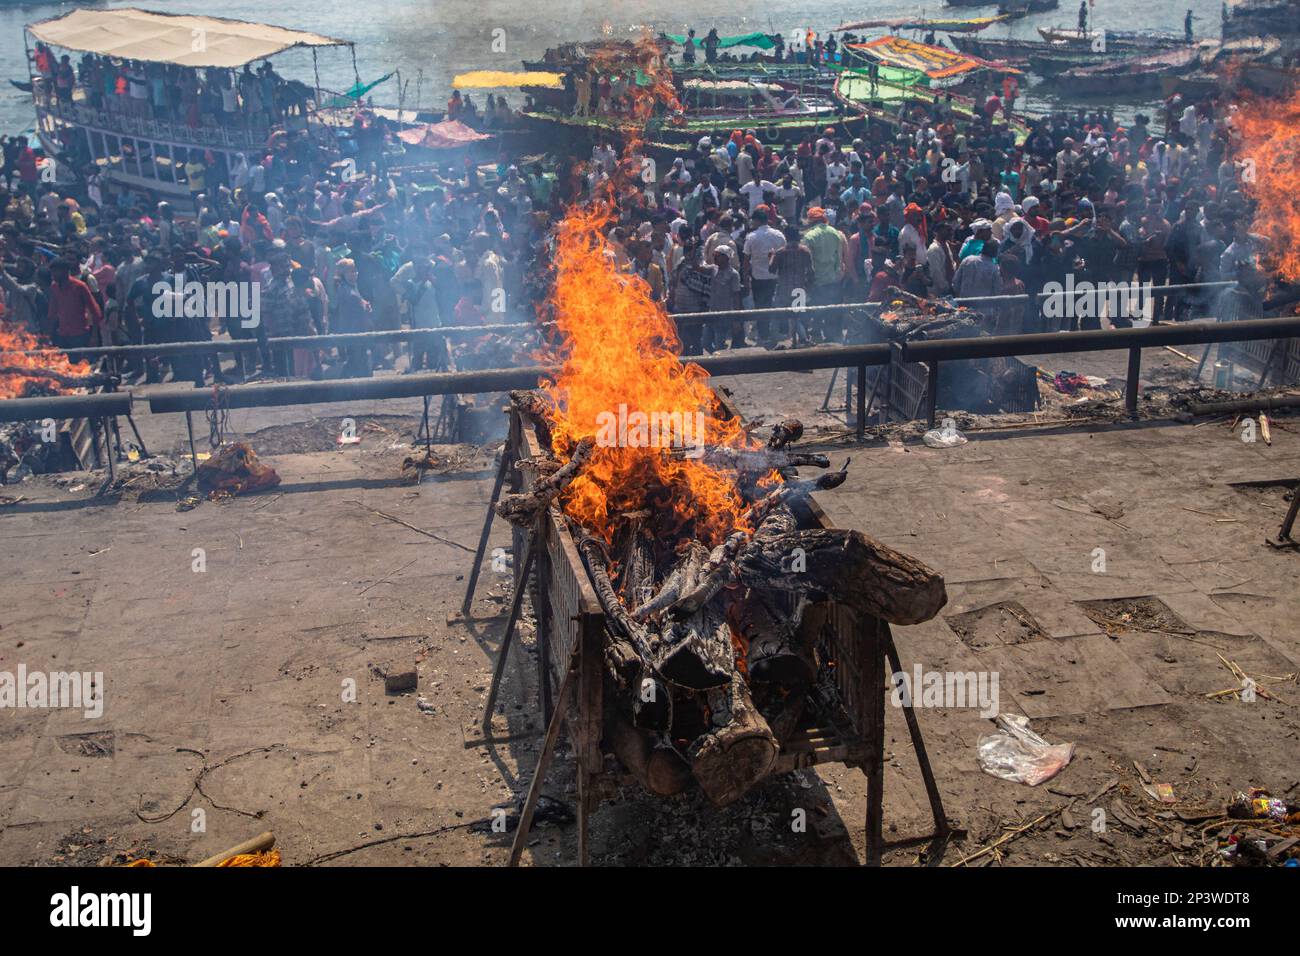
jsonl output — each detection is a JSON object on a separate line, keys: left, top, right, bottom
{"left": 1125, "top": 346, "right": 1143, "bottom": 417}
{"left": 0, "top": 391, "right": 131, "bottom": 423}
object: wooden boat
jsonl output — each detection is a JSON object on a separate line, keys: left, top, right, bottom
{"left": 1054, "top": 45, "right": 1199, "bottom": 94}
{"left": 1025, "top": 49, "right": 1110, "bottom": 75}
{"left": 1238, "top": 62, "right": 1300, "bottom": 97}
{"left": 998, "top": 0, "right": 1059, "bottom": 17}
{"left": 23, "top": 9, "right": 357, "bottom": 204}
{"left": 833, "top": 70, "right": 1032, "bottom": 140}
{"left": 521, "top": 109, "right": 868, "bottom": 146}
{"left": 1223, "top": 0, "right": 1300, "bottom": 41}
{"left": 1160, "top": 70, "right": 1220, "bottom": 99}
{"left": 672, "top": 60, "right": 842, "bottom": 93}
{"left": 522, "top": 77, "right": 868, "bottom": 146}
{"left": 951, "top": 35, "right": 1070, "bottom": 59}
{"left": 835, "top": 14, "right": 1010, "bottom": 33}
{"left": 1037, "top": 26, "right": 1187, "bottom": 50}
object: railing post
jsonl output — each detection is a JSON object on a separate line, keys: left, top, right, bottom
{"left": 1125, "top": 346, "right": 1142, "bottom": 418}
{"left": 926, "top": 361, "right": 940, "bottom": 428}
{"left": 856, "top": 364, "right": 866, "bottom": 440}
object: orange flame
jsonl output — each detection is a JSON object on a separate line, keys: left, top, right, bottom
{"left": 541, "top": 204, "right": 753, "bottom": 546}
{"left": 0, "top": 322, "right": 92, "bottom": 399}
{"left": 1237, "top": 91, "right": 1300, "bottom": 280}
{"left": 537, "top": 33, "right": 754, "bottom": 547}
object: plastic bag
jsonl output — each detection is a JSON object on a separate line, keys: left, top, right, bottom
{"left": 977, "top": 713, "right": 1075, "bottom": 787}
{"left": 922, "top": 418, "right": 968, "bottom": 448}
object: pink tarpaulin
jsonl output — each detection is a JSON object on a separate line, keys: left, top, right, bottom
{"left": 397, "top": 120, "right": 492, "bottom": 149}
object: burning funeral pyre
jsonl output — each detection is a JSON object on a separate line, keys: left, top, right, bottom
{"left": 494, "top": 205, "right": 948, "bottom": 807}
{"left": 0, "top": 322, "right": 118, "bottom": 481}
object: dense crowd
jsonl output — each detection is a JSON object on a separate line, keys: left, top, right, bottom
{"left": 563, "top": 90, "right": 1264, "bottom": 352}
{"left": 0, "top": 33, "right": 1269, "bottom": 391}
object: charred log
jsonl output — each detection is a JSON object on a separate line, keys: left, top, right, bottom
{"left": 604, "top": 706, "right": 692, "bottom": 797}
{"left": 496, "top": 435, "right": 594, "bottom": 527}
{"left": 735, "top": 528, "right": 947, "bottom": 626}
{"left": 739, "top": 591, "right": 817, "bottom": 688}
{"left": 688, "top": 670, "right": 778, "bottom": 806}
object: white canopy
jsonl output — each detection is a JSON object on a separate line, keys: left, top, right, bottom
{"left": 27, "top": 8, "right": 350, "bottom": 69}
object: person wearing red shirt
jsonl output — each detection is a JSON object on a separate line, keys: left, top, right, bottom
{"left": 15, "top": 137, "right": 38, "bottom": 198}
{"left": 46, "top": 259, "right": 102, "bottom": 350}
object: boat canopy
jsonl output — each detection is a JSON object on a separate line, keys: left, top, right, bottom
{"left": 663, "top": 32, "right": 777, "bottom": 51}
{"left": 846, "top": 36, "right": 1020, "bottom": 79}
{"left": 453, "top": 70, "right": 565, "bottom": 89}
{"left": 26, "top": 8, "right": 351, "bottom": 69}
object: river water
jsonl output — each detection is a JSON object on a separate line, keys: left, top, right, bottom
{"left": 0, "top": 0, "right": 1227, "bottom": 133}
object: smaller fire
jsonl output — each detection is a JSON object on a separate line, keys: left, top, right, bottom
{"left": 1237, "top": 91, "right": 1300, "bottom": 280}
{"left": 0, "top": 322, "right": 94, "bottom": 399}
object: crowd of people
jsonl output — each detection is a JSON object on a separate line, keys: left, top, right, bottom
{"left": 0, "top": 146, "right": 560, "bottom": 387}
{"left": 32, "top": 43, "right": 314, "bottom": 131}
{"left": 0, "top": 29, "right": 1270, "bottom": 393}
{"left": 564, "top": 85, "right": 1263, "bottom": 350}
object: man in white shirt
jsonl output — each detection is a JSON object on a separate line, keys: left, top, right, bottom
{"left": 738, "top": 171, "right": 777, "bottom": 215}
{"left": 742, "top": 207, "right": 786, "bottom": 344}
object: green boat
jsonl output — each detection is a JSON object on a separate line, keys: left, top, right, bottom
{"left": 518, "top": 102, "right": 868, "bottom": 148}
{"left": 834, "top": 70, "right": 1031, "bottom": 142}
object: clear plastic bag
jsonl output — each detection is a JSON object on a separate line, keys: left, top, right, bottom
{"left": 922, "top": 417, "right": 968, "bottom": 448}
{"left": 977, "top": 713, "right": 1075, "bottom": 787}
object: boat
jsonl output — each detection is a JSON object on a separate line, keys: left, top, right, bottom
{"left": 833, "top": 69, "right": 1032, "bottom": 140}
{"left": 1037, "top": 26, "right": 1187, "bottom": 50}
{"left": 997, "top": 0, "right": 1059, "bottom": 18}
{"left": 943, "top": 0, "right": 998, "bottom": 8}
{"left": 22, "top": 9, "right": 367, "bottom": 204}
{"left": 1024, "top": 49, "right": 1111, "bottom": 75}
{"left": 1053, "top": 45, "right": 1200, "bottom": 95}
{"left": 835, "top": 15, "right": 1011, "bottom": 33}
{"left": 672, "top": 60, "right": 843, "bottom": 94}
{"left": 950, "top": 35, "right": 1071, "bottom": 59}
{"left": 1223, "top": 0, "right": 1300, "bottom": 42}
{"left": 522, "top": 74, "right": 867, "bottom": 146}
{"left": 843, "top": 35, "right": 1021, "bottom": 90}
{"left": 1159, "top": 70, "right": 1220, "bottom": 99}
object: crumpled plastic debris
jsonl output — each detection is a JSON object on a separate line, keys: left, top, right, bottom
{"left": 922, "top": 420, "right": 968, "bottom": 448}
{"left": 977, "top": 713, "right": 1075, "bottom": 786}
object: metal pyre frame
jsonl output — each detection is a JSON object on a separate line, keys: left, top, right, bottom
{"left": 462, "top": 400, "right": 951, "bottom": 866}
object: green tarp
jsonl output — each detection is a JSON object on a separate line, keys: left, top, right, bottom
{"left": 665, "top": 32, "right": 776, "bottom": 51}
{"left": 325, "top": 72, "right": 395, "bottom": 106}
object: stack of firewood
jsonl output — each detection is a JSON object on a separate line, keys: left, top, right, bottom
{"left": 496, "top": 392, "right": 947, "bottom": 806}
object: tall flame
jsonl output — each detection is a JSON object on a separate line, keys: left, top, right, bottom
{"left": 1237, "top": 91, "right": 1300, "bottom": 280}
{"left": 532, "top": 32, "right": 761, "bottom": 547}
{"left": 542, "top": 205, "right": 753, "bottom": 546}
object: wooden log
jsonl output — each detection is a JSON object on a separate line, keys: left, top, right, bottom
{"left": 604, "top": 707, "right": 692, "bottom": 797}
{"left": 509, "top": 388, "right": 553, "bottom": 448}
{"left": 740, "top": 591, "right": 817, "bottom": 688}
{"left": 688, "top": 670, "right": 779, "bottom": 806}
{"left": 496, "top": 436, "right": 594, "bottom": 528}
{"left": 655, "top": 606, "right": 735, "bottom": 690}
{"left": 736, "top": 528, "right": 947, "bottom": 626}
{"left": 575, "top": 529, "right": 672, "bottom": 730}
